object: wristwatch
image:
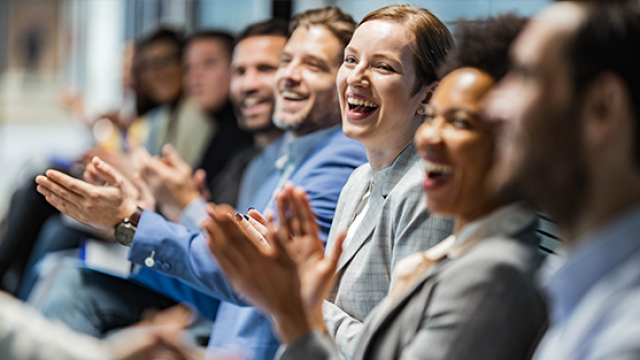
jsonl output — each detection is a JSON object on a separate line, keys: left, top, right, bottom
{"left": 114, "top": 207, "right": 144, "bottom": 246}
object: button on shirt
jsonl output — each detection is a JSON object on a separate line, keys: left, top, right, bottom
{"left": 533, "top": 203, "right": 640, "bottom": 360}
{"left": 265, "top": 124, "right": 341, "bottom": 210}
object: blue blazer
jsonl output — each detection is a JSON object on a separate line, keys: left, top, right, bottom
{"left": 128, "top": 128, "right": 367, "bottom": 360}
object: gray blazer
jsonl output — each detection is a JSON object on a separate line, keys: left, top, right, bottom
{"left": 282, "top": 219, "right": 547, "bottom": 360}
{"left": 323, "top": 143, "right": 454, "bottom": 356}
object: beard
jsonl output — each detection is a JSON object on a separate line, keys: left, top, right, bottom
{"left": 492, "top": 95, "right": 590, "bottom": 228}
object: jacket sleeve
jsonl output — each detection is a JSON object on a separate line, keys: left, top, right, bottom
{"left": 278, "top": 330, "right": 345, "bottom": 360}
{"left": 323, "top": 171, "right": 453, "bottom": 358}
{"left": 128, "top": 210, "right": 250, "bottom": 305}
{"left": 397, "top": 248, "right": 546, "bottom": 360}
{"left": 0, "top": 293, "right": 106, "bottom": 360}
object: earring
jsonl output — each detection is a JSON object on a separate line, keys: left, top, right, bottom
{"left": 417, "top": 107, "right": 426, "bottom": 115}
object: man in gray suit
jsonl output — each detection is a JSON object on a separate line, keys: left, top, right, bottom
{"left": 484, "top": 1, "right": 640, "bottom": 359}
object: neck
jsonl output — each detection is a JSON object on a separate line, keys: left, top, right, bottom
{"left": 253, "top": 128, "right": 283, "bottom": 149}
{"left": 453, "top": 197, "right": 507, "bottom": 234}
{"left": 365, "top": 136, "right": 413, "bottom": 172}
{"left": 560, "top": 169, "right": 640, "bottom": 248}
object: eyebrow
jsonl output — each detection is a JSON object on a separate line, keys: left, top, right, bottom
{"left": 427, "top": 105, "right": 479, "bottom": 117}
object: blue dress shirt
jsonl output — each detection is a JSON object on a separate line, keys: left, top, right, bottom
{"left": 533, "top": 203, "right": 640, "bottom": 360}
{"left": 128, "top": 127, "right": 367, "bottom": 360}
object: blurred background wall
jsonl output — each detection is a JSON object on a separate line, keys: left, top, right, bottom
{"left": 0, "top": 0, "right": 551, "bottom": 217}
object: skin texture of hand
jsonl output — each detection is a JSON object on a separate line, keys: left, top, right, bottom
{"left": 105, "top": 304, "right": 210, "bottom": 360}
{"left": 274, "top": 185, "right": 347, "bottom": 325}
{"left": 85, "top": 161, "right": 157, "bottom": 211}
{"left": 35, "top": 156, "right": 138, "bottom": 230}
{"left": 133, "top": 145, "right": 202, "bottom": 216}
{"left": 204, "top": 191, "right": 345, "bottom": 345}
{"left": 80, "top": 146, "right": 136, "bottom": 179}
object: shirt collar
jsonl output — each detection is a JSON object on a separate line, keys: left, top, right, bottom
{"left": 540, "top": 202, "right": 640, "bottom": 325}
{"left": 447, "top": 202, "right": 537, "bottom": 259}
{"left": 275, "top": 125, "right": 339, "bottom": 171}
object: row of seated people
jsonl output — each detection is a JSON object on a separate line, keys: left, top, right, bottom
{"left": 2, "top": 1, "right": 640, "bottom": 359}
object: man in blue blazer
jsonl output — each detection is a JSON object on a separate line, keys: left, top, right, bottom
{"left": 36, "top": 8, "right": 365, "bottom": 360}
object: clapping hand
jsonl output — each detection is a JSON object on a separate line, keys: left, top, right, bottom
{"left": 133, "top": 145, "right": 203, "bottom": 221}
{"left": 203, "top": 185, "right": 345, "bottom": 344}
{"left": 36, "top": 157, "right": 138, "bottom": 230}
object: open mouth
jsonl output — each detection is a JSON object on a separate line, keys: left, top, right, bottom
{"left": 280, "top": 91, "right": 309, "bottom": 102}
{"left": 423, "top": 160, "right": 454, "bottom": 188}
{"left": 347, "top": 96, "right": 379, "bottom": 116}
{"left": 243, "top": 97, "right": 269, "bottom": 109}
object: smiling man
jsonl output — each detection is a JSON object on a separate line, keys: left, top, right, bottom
{"left": 483, "top": 1, "right": 640, "bottom": 359}
{"left": 36, "top": 9, "right": 367, "bottom": 360}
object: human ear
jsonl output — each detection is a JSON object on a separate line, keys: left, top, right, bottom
{"left": 417, "top": 81, "right": 439, "bottom": 114}
{"left": 583, "top": 72, "right": 631, "bottom": 148}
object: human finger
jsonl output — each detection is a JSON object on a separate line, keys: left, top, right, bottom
{"left": 283, "top": 183, "right": 302, "bottom": 237}
{"left": 276, "top": 190, "right": 293, "bottom": 241}
{"left": 40, "top": 170, "right": 93, "bottom": 198}
{"left": 247, "top": 208, "right": 267, "bottom": 225}
{"left": 329, "top": 230, "right": 346, "bottom": 269}
{"left": 203, "top": 218, "right": 248, "bottom": 287}
{"left": 234, "top": 213, "right": 270, "bottom": 251}
{"left": 292, "top": 187, "right": 318, "bottom": 238}
{"left": 162, "top": 144, "right": 191, "bottom": 173}
{"left": 83, "top": 163, "right": 107, "bottom": 185}
{"left": 91, "top": 157, "right": 123, "bottom": 186}
{"left": 36, "top": 175, "right": 85, "bottom": 203}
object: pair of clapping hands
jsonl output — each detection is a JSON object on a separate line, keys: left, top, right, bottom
{"left": 35, "top": 144, "right": 209, "bottom": 230}
{"left": 203, "top": 183, "right": 346, "bottom": 345}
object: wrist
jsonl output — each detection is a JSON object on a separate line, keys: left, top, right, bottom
{"left": 272, "top": 310, "right": 312, "bottom": 345}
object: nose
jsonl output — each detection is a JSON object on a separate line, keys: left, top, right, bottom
{"left": 415, "top": 118, "right": 445, "bottom": 151}
{"left": 346, "top": 62, "right": 369, "bottom": 88}
{"left": 279, "top": 60, "right": 302, "bottom": 86}
{"left": 239, "top": 68, "right": 260, "bottom": 93}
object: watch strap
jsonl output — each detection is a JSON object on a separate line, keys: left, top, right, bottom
{"left": 127, "top": 207, "right": 144, "bottom": 227}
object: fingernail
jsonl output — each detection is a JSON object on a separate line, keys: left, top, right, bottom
{"left": 243, "top": 214, "right": 249, "bottom": 221}
{"left": 247, "top": 207, "right": 255, "bottom": 211}
{"left": 234, "top": 213, "right": 243, "bottom": 222}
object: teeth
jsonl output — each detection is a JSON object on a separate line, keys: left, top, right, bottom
{"left": 423, "top": 160, "right": 453, "bottom": 175}
{"left": 244, "top": 98, "right": 261, "bottom": 107}
{"left": 281, "top": 91, "right": 305, "bottom": 100}
{"left": 347, "top": 97, "right": 378, "bottom": 108}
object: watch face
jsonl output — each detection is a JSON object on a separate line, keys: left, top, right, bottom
{"left": 115, "top": 222, "right": 136, "bottom": 246}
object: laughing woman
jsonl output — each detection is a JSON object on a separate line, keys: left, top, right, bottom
{"left": 206, "top": 13, "right": 547, "bottom": 360}
{"left": 241, "top": 5, "right": 455, "bottom": 357}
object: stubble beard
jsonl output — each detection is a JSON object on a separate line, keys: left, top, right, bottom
{"left": 493, "top": 98, "right": 590, "bottom": 228}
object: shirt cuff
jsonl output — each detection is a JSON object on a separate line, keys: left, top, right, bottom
{"left": 179, "top": 197, "right": 209, "bottom": 232}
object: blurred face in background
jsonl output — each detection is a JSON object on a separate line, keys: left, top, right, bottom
{"left": 273, "top": 25, "right": 344, "bottom": 136}
{"left": 184, "top": 37, "right": 232, "bottom": 113}
{"left": 230, "top": 35, "right": 287, "bottom": 131}
{"left": 138, "top": 40, "right": 183, "bottom": 104}
{"left": 483, "top": 3, "right": 588, "bottom": 220}
{"left": 416, "top": 68, "right": 496, "bottom": 221}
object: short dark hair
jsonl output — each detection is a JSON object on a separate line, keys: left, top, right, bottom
{"left": 186, "top": 30, "right": 234, "bottom": 62}
{"left": 438, "top": 14, "right": 528, "bottom": 81}
{"left": 563, "top": 1, "right": 640, "bottom": 166}
{"left": 135, "top": 27, "right": 185, "bottom": 57}
{"left": 290, "top": 7, "right": 356, "bottom": 50}
{"left": 235, "top": 19, "right": 290, "bottom": 46}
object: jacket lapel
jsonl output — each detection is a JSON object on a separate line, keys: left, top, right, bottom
{"left": 358, "top": 259, "right": 448, "bottom": 357}
{"left": 325, "top": 167, "right": 371, "bottom": 256}
{"left": 335, "top": 143, "right": 419, "bottom": 271}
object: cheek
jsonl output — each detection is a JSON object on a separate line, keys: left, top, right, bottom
{"left": 456, "top": 136, "right": 495, "bottom": 185}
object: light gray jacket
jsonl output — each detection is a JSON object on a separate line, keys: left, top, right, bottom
{"left": 322, "top": 142, "right": 454, "bottom": 357}
{"left": 283, "top": 208, "right": 547, "bottom": 360}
